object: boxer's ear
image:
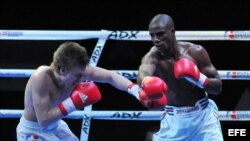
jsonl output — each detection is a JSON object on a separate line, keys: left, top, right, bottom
{"left": 171, "top": 27, "right": 175, "bottom": 33}
{"left": 57, "top": 65, "right": 67, "bottom": 75}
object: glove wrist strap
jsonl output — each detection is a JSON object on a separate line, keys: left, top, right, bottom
{"left": 58, "top": 98, "right": 76, "bottom": 116}
{"left": 127, "top": 83, "right": 140, "bottom": 100}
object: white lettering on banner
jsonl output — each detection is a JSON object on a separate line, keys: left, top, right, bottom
{"left": 108, "top": 31, "right": 139, "bottom": 39}
{"left": 0, "top": 31, "right": 23, "bottom": 37}
{"left": 228, "top": 129, "right": 246, "bottom": 136}
{"left": 111, "top": 112, "right": 142, "bottom": 119}
{"left": 226, "top": 31, "right": 250, "bottom": 39}
{"left": 82, "top": 114, "right": 91, "bottom": 134}
{"left": 226, "top": 111, "right": 250, "bottom": 120}
{"left": 226, "top": 71, "right": 250, "bottom": 79}
{"left": 90, "top": 44, "right": 102, "bottom": 64}
{"left": 116, "top": 71, "right": 137, "bottom": 79}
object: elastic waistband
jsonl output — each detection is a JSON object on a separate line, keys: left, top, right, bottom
{"left": 20, "top": 116, "right": 59, "bottom": 132}
{"left": 164, "top": 96, "right": 208, "bottom": 116}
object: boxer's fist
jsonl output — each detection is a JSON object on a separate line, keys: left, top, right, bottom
{"left": 128, "top": 77, "right": 167, "bottom": 101}
{"left": 174, "top": 58, "right": 208, "bottom": 88}
{"left": 127, "top": 77, "right": 168, "bottom": 110}
{"left": 141, "top": 76, "right": 167, "bottom": 100}
{"left": 58, "top": 82, "right": 101, "bottom": 116}
{"left": 139, "top": 90, "right": 167, "bottom": 110}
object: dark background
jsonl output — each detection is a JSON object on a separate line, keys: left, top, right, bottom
{"left": 0, "top": 0, "right": 250, "bottom": 140}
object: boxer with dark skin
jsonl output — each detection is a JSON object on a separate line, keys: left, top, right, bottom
{"left": 136, "top": 14, "right": 223, "bottom": 141}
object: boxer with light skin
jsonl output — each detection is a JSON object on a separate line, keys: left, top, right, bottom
{"left": 16, "top": 41, "right": 167, "bottom": 141}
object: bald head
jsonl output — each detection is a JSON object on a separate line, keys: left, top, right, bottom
{"left": 149, "top": 14, "right": 175, "bottom": 30}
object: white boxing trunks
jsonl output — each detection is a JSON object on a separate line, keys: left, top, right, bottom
{"left": 16, "top": 116, "right": 78, "bottom": 141}
{"left": 153, "top": 96, "right": 223, "bottom": 141}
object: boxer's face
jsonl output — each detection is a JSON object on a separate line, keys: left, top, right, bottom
{"left": 149, "top": 23, "right": 174, "bottom": 53}
{"left": 59, "top": 66, "right": 84, "bottom": 86}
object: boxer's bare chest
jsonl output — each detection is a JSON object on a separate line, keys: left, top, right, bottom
{"left": 50, "top": 86, "right": 74, "bottom": 107}
{"left": 153, "top": 53, "right": 204, "bottom": 106}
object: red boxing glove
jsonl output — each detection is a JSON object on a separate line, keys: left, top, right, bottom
{"left": 127, "top": 77, "right": 168, "bottom": 110}
{"left": 139, "top": 90, "right": 167, "bottom": 111}
{"left": 141, "top": 76, "right": 167, "bottom": 100}
{"left": 58, "top": 82, "right": 101, "bottom": 116}
{"left": 128, "top": 77, "right": 167, "bottom": 100}
{"left": 174, "top": 58, "right": 208, "bottom": 89}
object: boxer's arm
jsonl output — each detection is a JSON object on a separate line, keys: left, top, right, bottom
{"left": 191, "top": 45, "right": 222, "bottom": 95}
{"left": 137, "top": 53, "right": 157, "bottom": 84}
{"left": 32, "top": 73, "right": 63, "bottom": 127}
{"left": 82, "top": 65, "right": 132, "bottom": 91}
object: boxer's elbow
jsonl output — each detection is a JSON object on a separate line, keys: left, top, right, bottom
{"left": 206, "top": 80, "right": 222, "bottom": 95}
{"left": 37, "top": 112, "right": 58, "bottom": 128}
{"left": 38, "top": 118, "right": 51, "bottom": 128}
{"left": 211, "top": 86, "right": 222, "bottom": 95}
{"left": 215, "top": 80, "right": 223, "bottom": 95}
